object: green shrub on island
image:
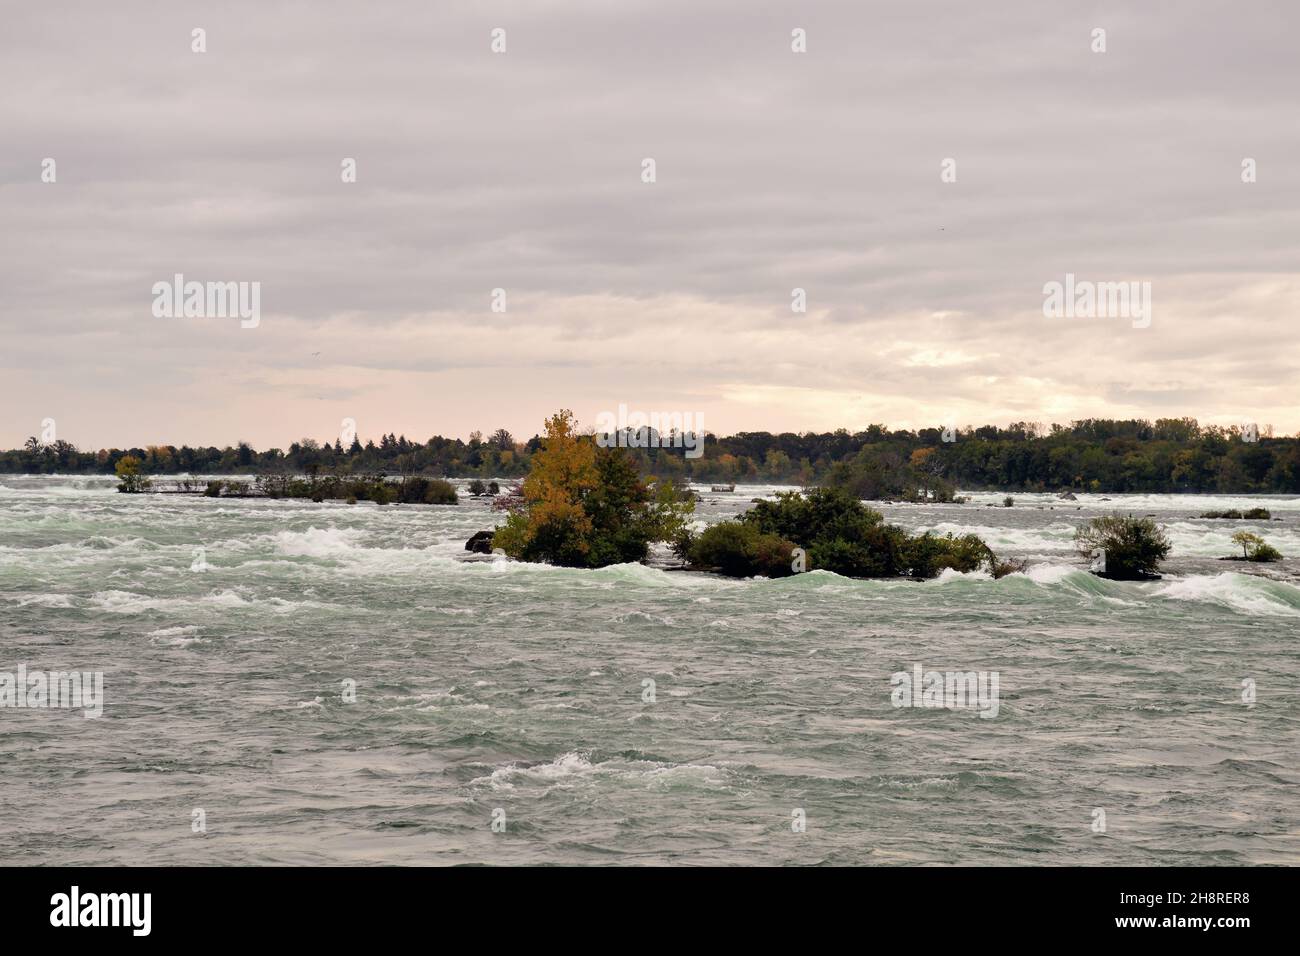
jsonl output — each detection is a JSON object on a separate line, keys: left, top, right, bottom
{"left": 252, "top": 473, "right": 457, "bottom": 505}
{"left": 904, "top": 531, "right": 993, "bottom": 578}
{"left": 1074, "top": 514, "right": 1171, "bottom": 580}
{"left": 465, "top": 479, "right": 500, "bottom": 497}
{"left": 399, "top": 476, "right": 457, "bottom": 504}
{"left": 743, "top": 487, "right": 885, "bottom": 546}
{"left": 1003, "top": 496, "right": 1014, "bottom": 507}
{"left": 1229, "top": 531, "right": 1282, "bottom": 562}
{"left": 492, "top": 410, "right": 694, "bottom": 568}
{"left": 686, "top": 522, "right": 797, "bottom": 578}
{"left": 194, "top": 478, "right": 258, "bottom": 498}
{"left": 1250, "top": 543, "right": 1283, "bottom": 562}
{"left": 684, "top": 487, "right": 1004, "bottom": 579}
{"left": 1199, "top": 508, "right": 1271, "bottom": 520}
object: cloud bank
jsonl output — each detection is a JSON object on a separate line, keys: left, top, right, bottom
{"left": 2, "top": 0, "right": 1298, "bottom": 448}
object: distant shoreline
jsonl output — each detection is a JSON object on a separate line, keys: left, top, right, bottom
{"left": 6, "top": 418, "right": 1299, "bottom": 495}
{"left": 6, "top": 471, "right": 1300, "bottom": 500}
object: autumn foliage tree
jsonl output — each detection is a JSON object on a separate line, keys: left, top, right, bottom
{"left": 114, "top": 455, "right": 149, "bottom": 493}
{"left": 492, "top": 410, "right": 693, "bottom": 567}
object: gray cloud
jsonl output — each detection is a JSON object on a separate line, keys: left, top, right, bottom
{"left": 2, "top": 0, "right": 1298, "bottom": 448}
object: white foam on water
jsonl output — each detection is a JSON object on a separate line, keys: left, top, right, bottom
{"left": 6, "top": 592, "right": 75, "bottom": 608}
{"left": 147, "top": 625, "right": 205, "bottom": 647}
{"left": 91, "top": 589, "right": 176, "bottom": 614}
{"left": 1153, "top": 573, "right": 1300, "bottom": 618}
{"left": 90, "top": 588, "right": 328, "bottom": 615}
{"left": 958, "top": 491, "right": 1300, "bottom": 514}
{"left": 1022, "top": 562, "right": 1079, "bottom": 585}
{"left": 272, "top": 526, "right": 366, "bottom": 558}
{"left": 471, "top": 751, "right": 726, "bottom": 792}
{"left": 1160, "top": 520, "right": 1298, "bottom": 557}
{"left": 933, "top": 567, "right": 993, "bottom": 583}
{"left": 147, "top": 625, "right": 199, "bottom": 637}
{"left": 917, "top": 521, "right": 1078, "bottom": 552}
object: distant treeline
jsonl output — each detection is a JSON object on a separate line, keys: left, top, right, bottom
{"left": 5, "top": 418, "right": 1298, "bottom": 494}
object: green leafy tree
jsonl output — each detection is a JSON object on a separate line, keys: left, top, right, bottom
{"left": 1232, "top": 530, "right": 1262, "bottom": 558}
{"left": 1075, "top": 514, "right": 1170, "bottom": 579}
{"left": 1230, "top": 530, "right": 1282, "bottom": 562}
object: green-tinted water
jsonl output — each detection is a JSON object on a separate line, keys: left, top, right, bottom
{"left": 1, "top": 477, "right": 1296, "bottom": 864}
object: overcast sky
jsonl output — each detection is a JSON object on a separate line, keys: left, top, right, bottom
{"left": 3, "top": 0, "right": 1298, "bottom": 450}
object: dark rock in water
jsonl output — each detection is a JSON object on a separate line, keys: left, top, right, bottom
{"left": 1092, "top": 570, "right": 1162, "bottom": 581}
{"left": 1058, "top": 491, "right": 1078, "bottom": 500}
{"left": 465, "top": 530, "right": 495, "bottom": 554}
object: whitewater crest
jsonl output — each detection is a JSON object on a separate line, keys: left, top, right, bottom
{"left": 470, "top": 751, "right": 727, "bottom": 792}
{"left": 1154, "top": 573, "right": 1300, "bottom": 617}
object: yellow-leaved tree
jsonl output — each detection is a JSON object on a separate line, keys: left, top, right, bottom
{"left": 492, "top": 410, "right": 693, "bottom": 567}
{"left": 493, "top": 410, "right": 598, "bottom": 565}
{"left": 114, "top": 455, "right": 150, "bottom": 494}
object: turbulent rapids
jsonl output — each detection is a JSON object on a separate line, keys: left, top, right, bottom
{"left": 1, "top": 477, "right": 1296, "bottom": 865}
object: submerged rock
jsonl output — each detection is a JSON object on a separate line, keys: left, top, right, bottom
{"left": 465, "top": 530, "right": 495, "bottom": 554}
{"left": 1092, "top": 570, "right": 1162, "bottom": 581}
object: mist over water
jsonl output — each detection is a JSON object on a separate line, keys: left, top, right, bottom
{"left": 1, "top": 477, "right": 1296, "bottom": 865}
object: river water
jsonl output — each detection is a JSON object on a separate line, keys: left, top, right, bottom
{"left": 1, "top": 477, "right": 1296, "bottom": 865}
